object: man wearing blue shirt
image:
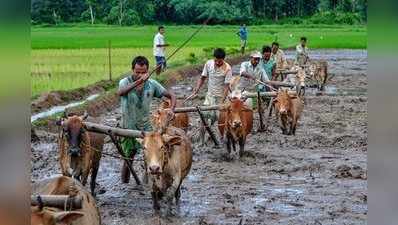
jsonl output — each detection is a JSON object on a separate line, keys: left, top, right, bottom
{"left": 236, "top": 24, "right": 248, "bottom": 55}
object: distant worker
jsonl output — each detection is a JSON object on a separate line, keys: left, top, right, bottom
{"left": 261, "top": 45, "right": 277, "bottom": 82}
{"left": 234, "top": 51, "right": 269, "bottom": 108}
{"left": 296, "top": 37, "right": 309, "bottom": 66}
{"left": 118, "top": 56, "right": 176, "bottom": 183}
{"left": 153, "top": 26, "right": 170, "bottom": 75}
{"left": 236, "top": 24, "right": 248, "bottom": 55}
{"left": 187, "top": 48, "right": 232, "bottom": 144}
{"left": 271, "top": 42, "right": 287, "bottom": 71}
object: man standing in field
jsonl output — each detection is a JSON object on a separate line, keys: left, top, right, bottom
{"left": 296, "top": 37, "right": 309, "bottom": 66}
{"left": 232, "top": 51, "right": 269, "bottom": 109}
{"left": 187, "top": 48, "right": 233, "bottom": 144}
{"left": 153, "top": 26, "right": 169, "bottom": 75}
{"left": 236, "top": 24, "right": 248, "bottom": 55}
{"left": 118, "top": 56, "right": 176, "bottom": 183}
{"left": 261, "top": 46, "right": 277, "bottom": 81}
{"left": 271, "top": 42, "right": 287, "bottom": 71}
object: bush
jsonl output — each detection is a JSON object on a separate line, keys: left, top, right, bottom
{"left": 186, "top": 53, "right": 199, "bottom": 64}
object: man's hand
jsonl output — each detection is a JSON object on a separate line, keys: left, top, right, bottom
{"left": 183, "top": 91, "right": 198, "bottom": 104}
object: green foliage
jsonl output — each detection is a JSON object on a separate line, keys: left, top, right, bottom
{"left": 309, "top": 11, "right": 361, "bottom": 25}
{"left": 31, "top": 0, "right": 368, "bottom": 25}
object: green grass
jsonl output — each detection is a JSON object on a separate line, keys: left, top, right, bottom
{"left": 32, "top": 24, "right": 367, "bottom": 49}
{"left": 31, "top": 24, "right": 367, "bottom": 96}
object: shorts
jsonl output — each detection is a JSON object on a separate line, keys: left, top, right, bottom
{"left": 203, "top": 94, "right": 223, "bottom": 124}
{"left": 121, "top": 137, "right": 142, "bottom": 157}
{"left": 155, "top": 56, "right": 167, "bottom": 69}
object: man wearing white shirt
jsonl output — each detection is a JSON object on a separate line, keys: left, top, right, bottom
{"left": 235, "top": 51, "right": 269, "bottom": 108}
{"left": 296, "top": 37, "right": 309, "bottom": 66}
{"left": 153, "top": 26, "right": 169, "bottom": 75}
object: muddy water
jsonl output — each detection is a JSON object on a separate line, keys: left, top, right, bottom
{"left": 31, "top": 49, "right": 367, "bottom": 225}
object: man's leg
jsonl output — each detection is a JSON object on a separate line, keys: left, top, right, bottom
{"left": 120, "top": 137, "right": 138, "bottom": 183}
{"left": 155, "top": 56, "right": 162, "bottom": 75}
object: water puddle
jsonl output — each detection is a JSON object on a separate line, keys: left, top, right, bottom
{"left": 31, "top": 94, "right": 100, "bottom": 123}
{"left": 171, "top": 85, "right": 193, "bottom": 98}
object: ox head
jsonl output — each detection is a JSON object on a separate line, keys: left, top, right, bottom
{"left": 226, "top": 97, "right": 249, "bottom": 129}
{"left": 151, "top": 109, "right": 175, "bottom": 134}
{"left": 308, "top": 64, "right": 317, "bottom": 77}
{"left": 142, "top": 132, "right": 181, "bottom": 175}
{"left": 57, "top": 111, "right": 89, "bottom": 178}
{"left": 274, "top": 89, "right": 291, "bottom": 115}
{"left": 31, "top": 206, "right": 84, "bottom": 225}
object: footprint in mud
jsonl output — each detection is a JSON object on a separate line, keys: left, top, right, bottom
{"left": 334, "top": 164, "right": 367, "bottom": 179}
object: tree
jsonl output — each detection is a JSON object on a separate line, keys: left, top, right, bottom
{"left": 86, "top": 0, "right": 96, "bottom": 24}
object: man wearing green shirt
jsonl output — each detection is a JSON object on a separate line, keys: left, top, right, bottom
{"left": 118, "top": 56, "right": 176, "bottom": 183}
{"left": 261, "top": 45, "right": 277, "bottom": 83}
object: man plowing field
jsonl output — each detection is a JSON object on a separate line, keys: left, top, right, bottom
{"left": 117, "top": 56, "right": 176, "bottom": 183}
{"left": 186, "top": 48, "right": 233, "bottom": 145}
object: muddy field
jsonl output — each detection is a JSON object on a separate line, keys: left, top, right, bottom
{"left": 31, "top": 49, "right": 367, "bottom": 225}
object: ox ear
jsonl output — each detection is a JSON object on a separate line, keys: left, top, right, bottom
{"left": 162, "top": 134, "right": 182, "bottom": 147}
{"left": 53, "top": 211, "right": 84, "bottom": 225}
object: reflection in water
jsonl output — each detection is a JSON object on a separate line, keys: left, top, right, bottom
{"left": 31, "top": 94, "right": 99, "bottom": 122}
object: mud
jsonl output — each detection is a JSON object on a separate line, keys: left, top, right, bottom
{"left": 31, "top": 49, "right": 367, "bottom": 225}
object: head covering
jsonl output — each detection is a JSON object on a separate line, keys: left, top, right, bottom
{"left": 250, "top": 51, "right": 262, "bottom": 59}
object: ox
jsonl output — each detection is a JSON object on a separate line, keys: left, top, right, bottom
{"left": 57, "top": 112, "right": 104, "bottom": 195}
{"left": 141, "top": 127, "right": 192, "bottom": 213}
{"left": 152, "top": 99, "right": 189, "bottom": 133}
{"left": 273, "top": 89, "right": 304, "bottom": 135}
{"left": 31, "top": 176, "right": 100, "bottom": 225}
{"left": 308, "top": 60, "right": 328, "bottom": 91}
{"left": 283, "top": 65, "right": 306, "bottom": 96}
{"left": 218, "top": 96, "right": 253, "bottom": 158}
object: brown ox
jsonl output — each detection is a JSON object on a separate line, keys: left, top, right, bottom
{"left": 308, "top": 60, "right": 328, "bottom": 91}
{"left": 31, "top": 176, "right": 100, "bottom": 225}
{"left": 57, "top": 113, "right": 104, "bottom": 195}
{"left": 218, "top": 97, "right": 253, "bottom": 158}
{"left": 141, "top": 127, "right": 192, "bottom": 212}
{"left": 273, "top": 89, "right": 304, "bottom": 135}
{"left": 152, "top": 99, "right": 189, "bottom": 132}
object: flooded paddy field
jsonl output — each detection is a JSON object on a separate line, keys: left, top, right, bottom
{"left": 31, "top": 49, "right": 367, "bottom": 225}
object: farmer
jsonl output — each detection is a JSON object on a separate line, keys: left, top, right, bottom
{"left": 153, "top": 26, "right": 170, "bottom": 75}
{"left": 118, "top": 56, "right": 176, "bottom": 183}
{"left": 271, "top": 42, "right": 287, "bottom": 71}
{"left": 187, "top": 48, "right": 232, "bottom": 144}
{"left": 261, "top": 45, "right": 277, "bottom": 82}
{"left": 236, "top": 24, "right": 248, "bottom": 55}
{"left": 296, "top": 37, "right": 309, "bottom": 66}
{"left": 233, "top": 51, "right": 269, "bottom": 108}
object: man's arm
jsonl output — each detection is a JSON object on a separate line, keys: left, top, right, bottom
{"left": 222, "top": 83, "right": 230, "bottom": 102}
{"left": 118, "top": 74, "right": 149, "bottom": 96}
{"left": 192, "top": 76, "right": 206, "bottom": 95}
{"left": 163, "top": 90, "right": 176, "bottom": 111}
{"left": 271, "top": 64, "right": 277, "bottom": 81}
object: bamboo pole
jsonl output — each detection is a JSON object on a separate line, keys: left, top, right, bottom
{"left": 83, "top": 122, "right": 143, "bottom": 138}
{"left": 31, "top": 195, "right": 82, "bottom": 210}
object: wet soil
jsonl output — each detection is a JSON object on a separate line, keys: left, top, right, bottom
{"left": 31, "top": 49, "right": 367, "bottom": 225}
